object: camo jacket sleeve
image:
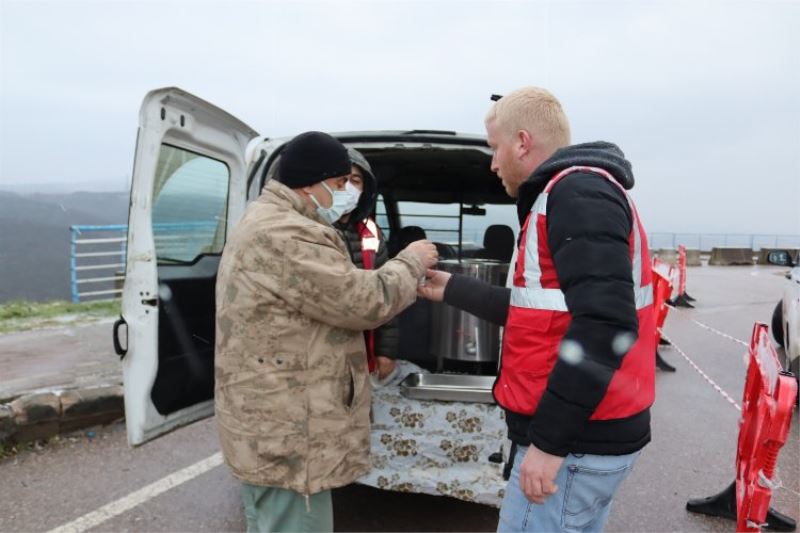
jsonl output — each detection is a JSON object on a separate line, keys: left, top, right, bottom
{"left": 249, "top": 221, "right": 426, "bottom": 332}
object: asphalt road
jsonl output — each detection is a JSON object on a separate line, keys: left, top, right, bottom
{"left": 0, "top": 318, "right": 118, "bottom": 401}
{"left": 0, "top": 265, "right": 798, "bottom": 532}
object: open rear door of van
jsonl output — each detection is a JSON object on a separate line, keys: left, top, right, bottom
{"left": 119, "top": 87, "right": 258, "bottom": 445}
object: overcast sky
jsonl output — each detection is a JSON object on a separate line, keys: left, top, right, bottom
{"left": 1, "top": 0, "right": 798, "bottom": 235}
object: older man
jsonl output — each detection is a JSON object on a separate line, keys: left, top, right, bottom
{"left": 215, "top": 131, "right": 438, "bottom": 532}
{"left": 419, "top": 87, "right": 655, "bottom": 532}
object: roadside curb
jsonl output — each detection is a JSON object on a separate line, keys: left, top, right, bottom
{"left": 0, "top": 384, "right": 124, "bottom": 446}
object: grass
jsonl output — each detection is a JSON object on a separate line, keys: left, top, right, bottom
{"left": 0, "top": 299, "right": 120, "bottom": 334}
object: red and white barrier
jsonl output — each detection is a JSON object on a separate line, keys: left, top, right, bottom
{"left": 669, "top": 245, "right": 696, "bottom": 307}
{"left": 685, "top": 323, "right": 797, "bottom": 531}
{"left": 652, "top": 260, "right": 674, "bottom": 343}
{"left": 652, "top": 258, "right": 677, "bottom": 371}
{"left": 736, "top": 323, "right": 797, "bottom": 532}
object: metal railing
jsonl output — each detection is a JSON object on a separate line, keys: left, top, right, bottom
{"left": 70, "top": 222, "right": 220, "bottom": 302}
{"left": 69, "top": 225, "right": 800, "bottom": 303}
{"left": 647, "top": 233, "right": 800, "bottom": 252}
{"left": 69, "top": 225, "right": 127, "bottom": 302}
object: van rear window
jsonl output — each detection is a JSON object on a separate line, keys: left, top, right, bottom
{"left": 151, "top": 144, "right": 230, "bottom": 264}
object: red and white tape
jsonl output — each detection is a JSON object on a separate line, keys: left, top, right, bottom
{"left": 666, "top": 304, "right": 750, "bottom": 349}
{"left": 658, "top": 328, "right": 741, "bottom": 411}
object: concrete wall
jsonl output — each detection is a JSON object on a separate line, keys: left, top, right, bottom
{"left": 709, "top": 247, "right": 754, "bottom": 266}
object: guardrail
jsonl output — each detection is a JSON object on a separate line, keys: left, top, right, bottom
{"left": 648, "top": 233, "right": 800, "bottom": 252}
{"left": 69, "top": 222, "right": 219, "bottom": 302}
{"left": 70, "top": 226, "right": 800, "bottom": 302}
{"left": 69, "top": 225, "right": 127, "bottom": 303}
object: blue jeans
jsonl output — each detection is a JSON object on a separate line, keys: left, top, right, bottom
{"left": 498, "top": 446, "right": 640, "bottom": 533}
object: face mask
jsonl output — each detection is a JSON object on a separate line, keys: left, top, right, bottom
{"left": 308, "top": 181, "right": 356, "bottom": 225}
{"left": 341, "top": 181, "right": 361, "bottom": 216}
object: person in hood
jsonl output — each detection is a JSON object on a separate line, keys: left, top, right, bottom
{"left": 215, "top": 131, "right": 438, "bottom": 533}
{"left": 334, "top": 148, "right": 400, "bottom": 385}
{"left": 418, "top": 87, "right": 655, "bottom": 532}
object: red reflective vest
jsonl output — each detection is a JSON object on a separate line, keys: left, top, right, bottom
{"left": 494, "top": 166, "right": 656, "bottom": 420}
{"left": 357, "top": 218, "right": 381, "bottom": 374}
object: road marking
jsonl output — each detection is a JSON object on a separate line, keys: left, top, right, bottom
{"left": 48, "top": 452, "right": 223, "bottom": 533}
{"left": 659, "top": 328, "right": 741, "bottom": 411}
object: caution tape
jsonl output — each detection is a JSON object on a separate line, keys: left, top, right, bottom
{"left": 689, "top": 319, "right": 749, "bottom": 348}
{"left": 660, "top": 308, "right": 799, "bottom": 501}
{"left": 666, "top": 304, "right": 750, "bottom": 349}
{"left": 658, "top": 328, "right": 741, "bottom": 411}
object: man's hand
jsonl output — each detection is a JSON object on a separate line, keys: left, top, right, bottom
{"left": 519, "top": 444, "right": 564, "bottom": 504}
{"left": 404, "top": 240, "right": 438, "bottom": 269}
{"left": 375, "top": 356, "right": 396, "bottom": 380}
{"left": 416, "top": 269, "right": 451, "bottom": 302}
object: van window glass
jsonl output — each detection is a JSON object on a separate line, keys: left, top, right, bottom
{"left": 375, "top": 194, "right": 390, "bottom": 240}
{"left": 151, "top": 144, "right": 230, "bottom": 264}
{"left": 398, "top": 202, "right": 518, "bottom": 248}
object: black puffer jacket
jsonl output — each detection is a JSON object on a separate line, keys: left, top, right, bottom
{"left": 443, "top": 142, "right": 648, "bottom": 456}
{"left": 336, "top": 221, "right": 399, "bottom": 356}
{"left": 335, "top": 147, "right": 400, "bottom": 358}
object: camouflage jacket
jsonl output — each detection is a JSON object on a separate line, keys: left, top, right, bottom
{"left": 214, "top": 179, "right": 425, "bottom": 494}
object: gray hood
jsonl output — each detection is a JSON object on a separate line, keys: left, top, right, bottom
{"left": 344, "top": 147, "right": 378, "bottom": 226}
{"left": 535, "top": 141, "right": 634, "bottom": 189}
{"left": 517, "top": 141, "right": 635, "bottom": 222}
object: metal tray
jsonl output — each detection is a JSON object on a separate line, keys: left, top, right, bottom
{"left": 399, "top": 373, "right": 496, "bottom": 404}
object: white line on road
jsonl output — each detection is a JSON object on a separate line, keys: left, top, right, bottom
{"left": 47, "top": 452, "right": 223, "bottom": 533}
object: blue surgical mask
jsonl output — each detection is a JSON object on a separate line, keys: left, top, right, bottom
{"left": 309, "top": 181, "right": 357, "bottom": 225}
{"left": 342, "top": 181, "right": 361, "bottom": 215}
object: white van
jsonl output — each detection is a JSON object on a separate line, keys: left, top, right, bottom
{"left": 769, "top": 251, "right": 800, "bottom": 381}
{"left": 114, "top": 87, "right": 517, "bottom": 505}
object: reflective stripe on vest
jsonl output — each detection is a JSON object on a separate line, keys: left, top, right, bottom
{"left": 495, "top": 165, "right": 656, "bottom": 420}
{"left": 358, "top": 217, "right": 380, "bottom": 373}
{"left": 361, "top": 219, "right": 380, "bottom": 253}
{"left": 511, "top": 166, "right": 652, "bottom": 310}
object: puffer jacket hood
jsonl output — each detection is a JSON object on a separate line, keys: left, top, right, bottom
{"left": 345, "top": 148, "right": 378, "bottom": 227}
{"left": 517, "top": 141, "right": 634, "bottom": 221}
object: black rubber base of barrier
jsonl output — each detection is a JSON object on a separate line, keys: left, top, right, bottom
{"left": 684, "top": 291, "right": 696, "bottom": 302}
{"left": 659, "top": 337, "right": 671, "bottom": 346}
{"left": 686, "top": 481, "right": 797, "bottom": 531}
{"left": 669, "top": 293, "right": 695, "bottom": 308}
{"left": 656, "top": 351, "right": 677, "bottom": 372}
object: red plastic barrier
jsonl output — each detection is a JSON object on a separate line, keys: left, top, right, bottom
{"left": 736, "top": 323, "right": 798, "bottom": 532}
{"left": 678, "top": 245, "right": 687, "bottom": 296}
{"left": 652, "top": 259, "right": 674, "bottom": 344}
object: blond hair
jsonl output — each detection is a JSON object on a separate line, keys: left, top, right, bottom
{"left": 485, "top": 87, "right": 571, "bottom": 152}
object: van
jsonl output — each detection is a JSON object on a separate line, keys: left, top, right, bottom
{"left": 113, "top": 87, "right": 517, "bottom": 505}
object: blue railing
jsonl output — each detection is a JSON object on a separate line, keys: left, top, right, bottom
{"left": 69, "top": 225, "right": 128, "bottom": 303}
{"left": 69, "top": 222, "right": 219, "bottom": 302}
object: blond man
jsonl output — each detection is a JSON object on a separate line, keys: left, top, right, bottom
{"left": 419, "top": 87, "right": 655, "bottom": 532}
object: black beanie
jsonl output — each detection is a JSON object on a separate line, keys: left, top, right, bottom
{"left": 277, "top": 131, "right": 351, "bottom": 188}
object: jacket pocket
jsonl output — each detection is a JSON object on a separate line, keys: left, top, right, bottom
{"left": 561, "top": 455, "right": 637, "bottom": 531}
{"left": 503, "top": 310, "right": 560, "bottom": 377}
{"left": 344, "top": 351, "right": 369, "bottom": 413}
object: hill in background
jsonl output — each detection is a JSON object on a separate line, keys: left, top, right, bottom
{"left": 0, "top": 190, "right": 129, "bottom": 302}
